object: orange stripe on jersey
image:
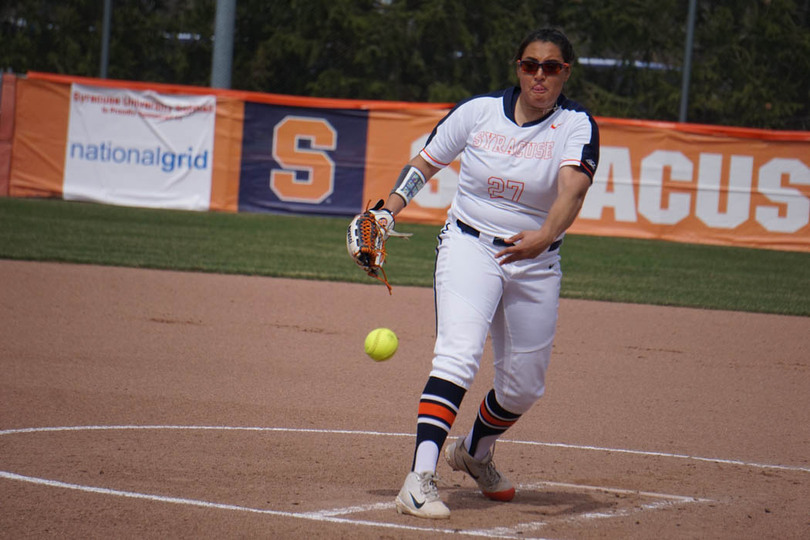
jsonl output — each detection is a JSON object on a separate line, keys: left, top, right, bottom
{"left": 560, "top": 158, "right": 596, "bottom": 178}
{"left": 418, "top": 402, "right": 457, "bottom": 425}
{"left": 479, "top": 401, "right": 517, "bottom": 428}
{"left": 420, "top": 148, "right": 450, "bottom": 167}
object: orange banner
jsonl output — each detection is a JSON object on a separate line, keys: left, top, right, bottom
{"left": 366, "top": 113, "right": 810, "bottom": 252}
{"left": 9, "top": 73, "right": 810, "bottom": 252}
{"left": 9, "top": 77, "right": 70, "bottom": 198}
{"left": 574, "top": 118, "right": 810, "bottom": 252}
{"left": 0, "top": 73, "right": 17, "bottom": 196}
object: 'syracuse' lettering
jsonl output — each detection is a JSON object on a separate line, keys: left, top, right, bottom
{"left": 471, "top": 131, "right": 554, "bottom": 159}
{"left": 582, "top": 147, "right": 810, "bottom": 234}
{"left": 68, "top": 141, "right": 209, "bottom": 173}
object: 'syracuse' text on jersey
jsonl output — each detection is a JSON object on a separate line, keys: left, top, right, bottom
{"left": 420, "top": 86, "right": 600, "bottom": 239}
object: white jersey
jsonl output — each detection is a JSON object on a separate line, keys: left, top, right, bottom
{"left": 420, "top": 86, "right": 599, "bottom": 239}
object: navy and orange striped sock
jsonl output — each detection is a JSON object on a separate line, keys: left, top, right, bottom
{"left": 411, "top": 376, "right": 466, "bottom": 472}
{"left": 465, "top": 389, "right": 521, "bottom": 460}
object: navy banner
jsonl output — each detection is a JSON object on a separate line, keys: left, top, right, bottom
{"left": 238, "top": 102, "right": 369, "bottom": 216}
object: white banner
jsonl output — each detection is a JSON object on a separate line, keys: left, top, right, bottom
{"left": 63, "top": 84, "right": 216, "bottom": 210}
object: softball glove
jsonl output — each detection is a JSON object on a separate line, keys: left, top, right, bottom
{"left": 346, "top": 199, "right": 410, "bottom": 294}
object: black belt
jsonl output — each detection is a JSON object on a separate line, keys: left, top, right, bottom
{"left": 456, "top": 219, "right": 563, "bottom": 252}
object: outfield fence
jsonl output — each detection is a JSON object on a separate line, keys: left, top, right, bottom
{"left": 1, "top": 72, "right": 808, "bottom": 252}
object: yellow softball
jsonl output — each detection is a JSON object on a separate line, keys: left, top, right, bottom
{"left": 364, "top": 328, "right": 398, "bottom": 362}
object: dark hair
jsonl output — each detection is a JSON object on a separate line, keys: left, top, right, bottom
{"left": 514, "top": 27, "right": 575, "bottom": 64}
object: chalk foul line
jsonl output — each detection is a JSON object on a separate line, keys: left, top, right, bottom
{"left": 1, "top": 424, "right": 806, "bottom": 474}
{"left": 3, "top": 424, "right": 778, "bottom": 539}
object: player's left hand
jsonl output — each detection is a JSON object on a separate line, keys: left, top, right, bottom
{"left": 346, "top": 199, "right": 412, "bottom": 293}
{"left": 364, "top": 199, "right": 412, "bottom": 241}
{"left": 495, "top": 230, "right": 554, "bottom": 265}
{"left": 368, "top": 206, "right": 395, "bottom": 240}
{"left": 347, "top": 202, "right": 388, "bottom": 275}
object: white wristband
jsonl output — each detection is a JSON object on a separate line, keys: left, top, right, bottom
{"left": 391, "top": 165, "right": 427, "bottom": 204}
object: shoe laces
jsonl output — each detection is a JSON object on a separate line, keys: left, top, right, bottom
{"left": 465, "top": 446, "right": 504, "bottom": 489}
{"left": 479, "top": 456, "right": 503, "bottom": 487}
{"left": 418, "top": 472, "right": 441, "bottom": 501}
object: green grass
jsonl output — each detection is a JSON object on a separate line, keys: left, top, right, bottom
{"left": 1, "top": 197, "right": 808, "bottom": 316}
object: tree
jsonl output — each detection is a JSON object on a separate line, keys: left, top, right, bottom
{"left": 1, "top": 0, "right": 808, "bottom": 129}
{"left": 559, "top": 0, "right": 810, "bottom": 129}
{"left": 559, "top": 0, "right": 686, "bottom": 121}
{"left": 688, "top": 0, "right": 810, "bottom": 129}
{"left": 0, "top": 0, "right": 213, "bottom": 85}
{"left": 1, "top": 1, "right": 100, "bottom": 76}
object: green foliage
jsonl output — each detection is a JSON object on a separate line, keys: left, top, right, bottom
{"left": 690, "top": 0, "right": 810, "bottom": 129}
{"left": 1, "top": 198, "right": 808, "bottom": 316}
{"left": 0, "top": 0, "right": 214, "bottom": 85}
{"left": 1, "top": 0, "right": 809, "bottom": 127}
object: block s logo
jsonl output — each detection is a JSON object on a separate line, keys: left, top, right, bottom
{"left": 271, "top": 116, "right": 337, "bottom": 203}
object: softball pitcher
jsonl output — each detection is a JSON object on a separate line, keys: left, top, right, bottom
{"left": 362, "top": 27, "right": 599, "bottom": 519}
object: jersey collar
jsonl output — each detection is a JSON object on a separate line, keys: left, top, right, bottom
{"left": 504, "top": 86, "right": 565, "bottom": 127}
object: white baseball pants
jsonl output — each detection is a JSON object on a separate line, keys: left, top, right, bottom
{"left": 430, "top": 221, "right": 562, "bottom": 414}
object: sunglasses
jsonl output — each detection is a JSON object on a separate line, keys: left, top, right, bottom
{"left": 517, "top": 59, "right": 569, "bottom": 76}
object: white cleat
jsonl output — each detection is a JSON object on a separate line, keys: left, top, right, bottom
{"left": 445, "top": 436, "right": 515, "bottom": 501}
{"left": 395, "top": 471, "right": 451, "bottom": 519}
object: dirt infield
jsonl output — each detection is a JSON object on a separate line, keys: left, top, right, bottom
{"left": 1, "top": 260, "right": 808, "bottom": 539}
